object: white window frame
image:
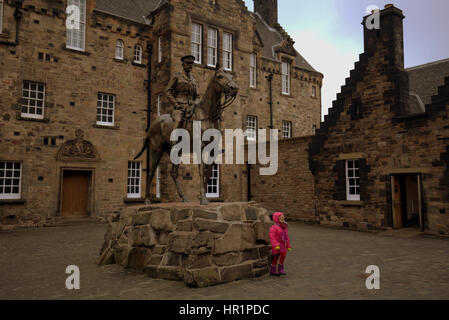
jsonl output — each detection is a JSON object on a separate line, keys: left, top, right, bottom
{"left": 156, "top": 166, "right": 161, "bottom": 199}
{"left": 0, "top": 161, "right": 22, "bottom": 200}
{"left": 282, "top": 121, "right": 292, "bottom": 139}
{"left": 134, "top": 44, "right": 142, "bottom": 64}
{"left": 206, "top": 164, "right": 219, "bottom": 198}
{"left": 246, "top": 115, "right": 257, "bottom": 141}
{"left": 346, "top": 160, "right": 361, "bottom": 201}
{"left": 158, "top": 36, "right": 162, "bottom": 63}
{"left": 223, "top": 32, "right": 233, "bottom": 71}
{"left": 250, "top": 53, "right": 257, "bottom": 88}
{"left": 96, "top": 93, "right": 115, "bottom": 126}
{"left": 21, "top": 81, "right": 45, "bottom": 120}
{"left": 207, "top": 28, "right": 218, "bottom": 67}
{"left": 115, "top": 40, "right": 124, "bottom": 60}
{"left": 191, "top": 23, "right": 202, "bottom": 64}
{"left": 282, "top": 62, "right": 290, "bottom": 95}
{"left": 127, "top": 162, "right": 142, "bottom": 199}
{"left": 0, "top": 0, "right": 4, "bottom": 34}
{"left": 66, "top": 0, "right": 86, "bottom": 52}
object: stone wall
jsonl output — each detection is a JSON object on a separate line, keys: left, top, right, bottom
{"left": 250, "top": 137, "right": 316, "bottom": 222}
{"left": 98, "top": 202, "right": 272, "bottom": 287}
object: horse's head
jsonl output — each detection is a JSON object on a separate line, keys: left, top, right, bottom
{"left": 214, "top": 67, "right": 239, "bottom": 98}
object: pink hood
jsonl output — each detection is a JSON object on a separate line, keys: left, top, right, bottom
{"left": 272, "top": 212, "right": 288, "bottom": 227}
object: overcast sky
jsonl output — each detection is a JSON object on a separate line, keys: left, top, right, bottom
{"left": 243, "top": 0, "right": 449, "bottom": 120}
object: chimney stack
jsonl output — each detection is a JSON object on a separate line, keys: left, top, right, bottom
{"left": 362, "top": 4, "right": 405, "bottom": 68}
{"left": 254, "top": 0, "right": 278, "bottom": 26}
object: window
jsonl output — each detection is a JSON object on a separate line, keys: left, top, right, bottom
{"left": 206, "top": 164, "right": 219, "bottom": 198}
{"left": 158, "top": 36, "right": 162, "bottom": 63}
{"left": 282, "top": 121, "right": 292, "bottom": 139}
{"left": 0, "top": 0, "right": 3, "bottom": 34}
{"left": 312, "top": 85, "right": 317, "bottom": 98}
{"left": 115, "top": 40, "right": 124, "bottom": 60}
{"left": 157, "top": 94, "right": 162, "bottom": 116}
{"left": 223, "top": 32, "right": 233, "bottom": 71}
{"left": 282, "top": 62, "right": 290, "bottom": 95}
{"left": 207, "top": 28, "right": 218, "bottom": 67}
{"left": 0, "top": 161, "right": 22, "bottom": 200}
{"left": 191, "top": 23, "right": 202, "bottom": 64}
{"left": 66, "top": 0, "right": 86, "bottom": 51}
{"left": 21, "top": 81, "right": 45, "bottom": 119}
{"left": 127, "top": 162, "right": 141, "bottom": 199}
{"left": 250, "top": 53, "right": 257, "bottom": 88}
{"left": 96, "top": 93, "right": 115, "bottom": 126}
{"left": 134, "top": 44, "right": 142, "bottom": 64}
{"left": 156, "top": 166, "right": 161, "bottom": 199}
{"left": 246, "top": 115, "right": 257, "bottom": 141}
{"left": 346, "top": 160, "right": 360, "bottom": 201}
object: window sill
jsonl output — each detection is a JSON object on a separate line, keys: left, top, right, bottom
{"left": 63, "top": 46, "right": 90, "bottom": 56}
{"left": 113, "top": 58, "right": 126, "bottom": 63}
{"left": 18, "top": 115, "right": 49, "bottom": 123}
{"left": 93, "top": 124, "right": 120, "bottom": 130}
{"left": 132, "top": 62, "right": 146, "bottom": 68}
{"left": 336, "top": 200, "right": 364, "bottom": 206}
{"left": 206, "top": 198, "right": 224, "bottom": 202}
{"left": 124, "top": 197, "right": 146, "bottom": 204}
{"left": 0, "top": 199, "right": 26, "bottom": 205}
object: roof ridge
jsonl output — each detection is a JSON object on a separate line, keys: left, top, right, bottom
{"left": 407, "top": 57, "right": 449, "bottom": 71}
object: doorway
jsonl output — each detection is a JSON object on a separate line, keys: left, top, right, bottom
{"left": 391, "top": 174, "right": 423, "bottom": 231}
{"left": 61, "top": 170, "right": 92, "bottom": 218}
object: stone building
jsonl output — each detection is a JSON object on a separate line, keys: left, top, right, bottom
{"left": 251, "top": 4, "right": 449, "bottom": 236}
{"left": 0, "top": 0, "right": 322, "bottom": 226}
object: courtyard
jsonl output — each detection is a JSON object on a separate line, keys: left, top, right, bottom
{"left": 0, "top": 221, "right": 448, "bottom": 300}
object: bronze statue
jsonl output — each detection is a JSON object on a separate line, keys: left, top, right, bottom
{"left": 166, "top": 55, "right": 201, "bottom": 130}
{"left": 135, "top": 56, "right": 239, "bottom": 205}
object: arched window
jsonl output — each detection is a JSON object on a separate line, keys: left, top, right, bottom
{"left": 134, "top": 44, "right": 142, "bottom": 63}
{"left": 115, "top": 40, "right": 124, "bottom": 60}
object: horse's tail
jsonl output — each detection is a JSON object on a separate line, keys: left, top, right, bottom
{"left": 134, "top": 136, "right": 150, "bottom": 160}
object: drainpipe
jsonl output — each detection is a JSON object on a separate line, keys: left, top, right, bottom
{"left": 0, "top": 1, "right": 22, "bottom": 46}
{"left": 247, "top": 162, "right": 252, "bottom": 202}
{"left": 267, "top": 73, "right": 274, "bottom": 129}
{"left": 145, "top": 42, "right": 153, "bottom": 201}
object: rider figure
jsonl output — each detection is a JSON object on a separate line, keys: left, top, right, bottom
{"left": 165, "top": 55, "right": 200, "bottom": 130}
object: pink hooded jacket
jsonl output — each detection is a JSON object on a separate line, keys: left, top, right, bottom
{"left": 269, "top": 212, "right": 291, "bottom": 254}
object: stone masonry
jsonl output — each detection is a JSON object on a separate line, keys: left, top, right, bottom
{"left": 98, "top": 202, "right": 272, "bottom": 287}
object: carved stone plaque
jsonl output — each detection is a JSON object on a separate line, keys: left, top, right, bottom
{"left": 57, "top": 129, "right": 100, "bottom": 162}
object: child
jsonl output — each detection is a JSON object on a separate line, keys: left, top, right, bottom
{"left": 269, "top": 212, "right": 291, "bottom": 276}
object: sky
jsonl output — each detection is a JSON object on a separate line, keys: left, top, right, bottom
{"left": 243, "top": 0, "right": 449, "bottom": 120}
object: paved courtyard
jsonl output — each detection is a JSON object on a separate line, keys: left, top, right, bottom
{"left": 0, "top": 221, "right": 448, "bottom": 300}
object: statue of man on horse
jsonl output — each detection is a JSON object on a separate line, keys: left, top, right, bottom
{"left": 135, "top": 54, "right": 239, "bottom": 205}
{"left": 166, "top": 55, "right": 200, "bottom": 131}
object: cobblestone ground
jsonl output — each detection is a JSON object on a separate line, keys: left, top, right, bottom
{"left": 1, "top": 222, "right": 448, "bottom": 300}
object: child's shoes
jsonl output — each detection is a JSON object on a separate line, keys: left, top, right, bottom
{"left": 278, "top": 264, "right": 287, "bottom": 275}
{"left": 270, "top": 265, "right": 280, "bottom": 276}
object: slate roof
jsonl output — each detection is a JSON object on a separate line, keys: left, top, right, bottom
{"left": 95, "top": 0, "right": 161, "bottom": 24}
{"left": 253, "top": 12, "right": 317, "bottom": 73}
{"left": 407, "top": 58, "right": 449, "bottom": 106}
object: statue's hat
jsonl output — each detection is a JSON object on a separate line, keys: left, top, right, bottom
{"left": 181, "top": 55, "right": 195, "bottom": 63}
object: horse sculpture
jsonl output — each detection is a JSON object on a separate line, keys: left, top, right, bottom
{"left": 134, "top": 67, "right": 239, "bottom": 205}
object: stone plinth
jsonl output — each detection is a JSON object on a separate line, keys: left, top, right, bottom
{"left": 98, "top": 202, "right": 272, "bottom": 287}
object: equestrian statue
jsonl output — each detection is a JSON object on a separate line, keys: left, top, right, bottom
{"left": 135, "top": 55, "right": 239, "bottom": 205}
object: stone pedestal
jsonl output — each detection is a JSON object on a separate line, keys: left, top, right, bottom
{"left": 98, "top": 202, "right": 273, "bottom": 287}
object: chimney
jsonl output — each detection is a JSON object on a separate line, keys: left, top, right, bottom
{"left": 362, "top": 5, "right": 409, "bottom": 114}
{"left": 362, "top": 4, "right": 405, "bottom": 68}
{"left": 254, "top": 0, "right": 278, "bottom": 26}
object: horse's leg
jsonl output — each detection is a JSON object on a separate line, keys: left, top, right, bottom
{"left": 199, "top": 161, "right": 210, "bottom": 206}
{"left": 145, "top": 148, "right": 162, "bottom": 204}
{"left": 171, "top": 164, "right": 188, "bottom": 203}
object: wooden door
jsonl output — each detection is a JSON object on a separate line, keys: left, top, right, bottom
{"left": 62, "top": 171, "right": 90, "bottom": 218}
{"left": 391, "top": 176, "right": 403, "bottom": 229}
{"left": 417, "top": 175, "right": 424, "bottom": 231}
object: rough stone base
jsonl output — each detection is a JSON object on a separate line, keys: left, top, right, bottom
{"left": 98, "top": 202, "right": 273, "bottom": 287}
